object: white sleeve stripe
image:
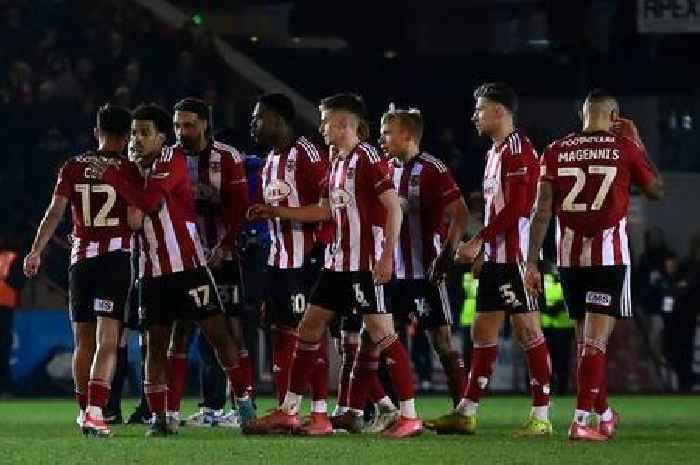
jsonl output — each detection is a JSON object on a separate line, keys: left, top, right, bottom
{"left": 298, "top": 137, "right": 320, "bottom": 163}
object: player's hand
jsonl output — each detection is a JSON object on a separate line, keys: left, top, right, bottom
{"left": 612, "top": 117, "right": 640, "bottom": 143}
{"left": 524, "top": 262, "right": 543, "bottom": 297}
{"left": 454, "top": 236, "right": 483, "bottom": 264}
{"left": 373, "top": 250, "right": 393, "bottom": 284}
{"left": 23, "top": 251, "right": 41, "bottom": 278}
{"left": 428, "top": 246, "right": 454, "bottom": 285}
{"left": 246, "top": 204, "right": 274, "bottom": 220}
{"left": 208, "top": 244, "right": 228, "bottom": 269}
{"left": 88, "top": 158, "right": 110, "bottom": 179}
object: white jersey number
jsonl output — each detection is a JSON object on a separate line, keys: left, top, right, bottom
{"left": 559, "top": 166, "right": 617, "bottom": 212}
{"left": 74, "top": 184, "right": 119, "bottom": 227}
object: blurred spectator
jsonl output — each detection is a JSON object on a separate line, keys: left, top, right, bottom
{"left": 0, "top": 231, "right": 26, "bottom": 395}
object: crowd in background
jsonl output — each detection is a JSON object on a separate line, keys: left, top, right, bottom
{"left": 0, "top": 0, "right": 698, "bottom": 395}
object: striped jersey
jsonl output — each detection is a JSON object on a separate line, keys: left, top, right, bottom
{"left": 103, "top": 146, "right": 206, "bottom": 278}
{"left": 324, "top": 143, "right": 394, "bottom": 272}
{"left": 391, "top": 152, "right": 462, "bottom": 280}
{"left": 261, "top": 137, "right": 328, "bottom": 269}
{"left": 186, "top": 140, "right": 248, "bottom": 261}
{"left": 480, "top": 131, "right": 539, "bottom": 264}
{"left": 53, "top": 151, "right": 135, "bottom": 265}
{"left": 540, "top": 131, "right": 655, "bottom": 267}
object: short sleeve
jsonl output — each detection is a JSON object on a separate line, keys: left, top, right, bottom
{"left": 423, "top": 165, "right": 461, "bottom": 207}
{"left": 366, "top": 157, "right": 393, "bottom": 195}
{"left": 53, "top": 161, "right": 73, "bottom": 198}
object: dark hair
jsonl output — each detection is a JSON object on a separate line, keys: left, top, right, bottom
{"left": 473, "top": 82, "right": 518, "bottom": 114}
{"left": 257, "top": 93, "right": 295, "bottom": 124}
{"left": 132, "top": 103, "right": 171, "bottom": 135}
{"left": 173, "top": 97, "right": 210, "bottom": 121}
{"left": 96, "top": 103, "right": 131, "bottom": 135}
{"left": 319, "top": 93, "right": 366, "bottom": 119}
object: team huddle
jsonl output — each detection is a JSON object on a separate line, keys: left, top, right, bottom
{"left": 23, "top": 83, "right": 663, "bottom": 442}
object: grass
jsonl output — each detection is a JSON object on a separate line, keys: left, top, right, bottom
{"left": 0, "top": 396, "right": 699, "bottom": 465}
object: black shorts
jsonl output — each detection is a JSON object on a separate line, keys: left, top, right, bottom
{"left": 391, "top": 279, "right": 452, "bottom": 331}
{"left": 69, "top": 252, "right": 131, "bottom": 323}
{"left": 559, "top": 265, "right": 631, "bottom": 320}
{"left": 213, "top": 260, "right": 242, "bottom": 318}
{"left": 266, "top": 247, "right": 324, "bottom": 328}
{"left": 309, "top": 270, "right": 391, "bottom": 317}
{"left": 139, "top": 267, "right": 223, "bottom": 327}
{"left": 476, "top": 262, "right": 540, "bottom": 314}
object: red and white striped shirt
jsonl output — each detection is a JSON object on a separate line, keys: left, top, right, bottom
{"left": 261, "top": 137, "right": 328, "bottom": 269}
{"left": 480, "top": 131, "right": 539, "bottom": 264}
{"left": 391, "top": 153, "right": 462, "bottom": 280}
{"left": 324, "top": 143, "right": 394, "bottom": 272}
{"left": 187, "top": 140, "right": 248, "bottom": 261}
{"left": 53, "top": 151, "right": 135, "bottom": 265}
{"left": 103, "top": 146, "right": 206, "bottom": 278}
{"left": 540, "top": 131, "right": 655, "bottom": 267}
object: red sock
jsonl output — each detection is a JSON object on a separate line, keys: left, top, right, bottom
{"left": 525, "top": 337, "right": 551, "bottom": 407}
{"left": 289, "top": 339, "right": 320, "bottom": 395}
{"left": 594, "top": 353, "right": 609, "bottom": 414}
{"left": 439, "top": 350, "right": 466, "bottom": 408}
{"left": 368, "top": 370, "right": 387, "bottom": 403}
{"left": 576, "top": 347, "right": 606, "bottom": 412}
{"left": 465, "top": 345, "right": 498, "bottom": 403}
{"left": 310, "top": 336, "right": 329, "bottom": 401}
{"left": 75, "top": 390, "right": 87, "bottom": 411}
{"left": 272, "top": 327, "right": 298, "bottom": 404}
{"left": 238, "top": 349, "right": 255, "bottom": 396}
{"left": 349, "top": 351, "right": 378, "bottom": 410}
{"left": 337, "top": 341, "right": 358, "bottom": 407}
{"left": 144, "top": 383, "right": 167, "bottom": 414}
{"left": 379, "top": 337, "right": 415, "bottom": 401}
{"left": 224, "top": 363, "right": 248, "bottom": 399}
{"left": 166, "top": 353, "right": 188, "bottom": 412}
{"left": 87, "top": 379, "right": 111, "bottom": 408}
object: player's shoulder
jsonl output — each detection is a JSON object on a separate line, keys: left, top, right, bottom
{"left": 161, "top": 145, "right": 185, "bottom": 162}
{"left": 295, "top": 136, "right": 325, "bottom": 163}
{"left": 355, "top": 142, "right": 382, "bottom": 164}
{"left": 546, "top": 132, "right": 579, "bottom": 151}
{"left": 212, "top": 140, "right": 244, "bottom": 163}
{"left": 504, "top": 131, "right": 531, "bottom": 156}
{"left": 417, "top": 152, "right": 449, "bottom": 173}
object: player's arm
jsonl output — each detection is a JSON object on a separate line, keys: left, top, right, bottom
{"left": 24, "top": 195, "right": 68, "bottom": 277}
{"left": 524, "top": 180, "right": 554, "bottom": 296}
{"left": 374, "top": 188, "right": 402, "bottom": 284}
{"left": 267, "top": 199, "right": 332, "bottom": 223}
{"left": 429, "top": 196, "right": 469, "bottom": 283}
{"left": 127, "top": 206, "right": 144, "bottom": 231}
{"left": 614, "top": 117, "right": 664, "bottom": 200}
{"left": 95, "top": 154, "right": 184, "bottom": 213}
{"left": 218, "top": 156, "right": 249, "bottom": 251}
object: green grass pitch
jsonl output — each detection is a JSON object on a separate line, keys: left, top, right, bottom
{"left": 1, "top": 396, "right": 699, "bottom": 465}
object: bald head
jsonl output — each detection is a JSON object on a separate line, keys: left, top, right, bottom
{"left": 582, "top": 89, "right": 620, "bottom": 131}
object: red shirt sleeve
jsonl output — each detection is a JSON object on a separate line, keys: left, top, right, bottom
{"left": 219, "top": 153, "right": 249, "bottom": 248}
{"left": 623, "top": 137, "right": 656, "bottom": 189}
{"left": 540, "top": 144, "right": 557, "bottom": 183}
{"left": 53, "top": 161, "right": 74, "bottom": 199}
{"left": 365, "top": 155, "right": 394, "bottom": 196}
{"left": 424, "top": 165, "right": 462, "bottom": 208}
{"left": 299, "top": 145, "right": 330, "bottom": 202}
{"left": 103, "top": 149, "right": 185, "bottom": 213}
{"left": 477, "top": 149, "right": 531, "bottom": 242}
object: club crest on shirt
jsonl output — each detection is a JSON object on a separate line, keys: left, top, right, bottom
{"left": 209, "top": 161, "right": 221, "bottom": 172}
{"left": 330, "top": 189, "right": 352, "bottom": 209}
{"left": 346, "top": 167, "right": 356, "bottom": 179}
{"left": 285, "top": 160, "right": 296, "bottom": 172}
{"left": 264, "top": 179, "right": 292, "bottom": 202}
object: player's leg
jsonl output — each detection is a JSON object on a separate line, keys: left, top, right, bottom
{"left": 72, "top": 321, "right": 96, "bottom": 427}
{"left": 423, "top": 280, "right": 465, "bottom": 409}
{"left": 331, "top": 319, "right": 359, "bottom": 417}
{"left": 82, "top": 316, "right": 121, "bottom": 437}
{"left": 165, "top": 319, "right": 194, "bottom": 423}
{"left": 510, "top": 311, "right": 553, "bottom": 436}
{"left": 144, "top": 324, "right": 172, "bottom": 437}
{"left": 104, "top": 329, "right": 128, "bottom": 424}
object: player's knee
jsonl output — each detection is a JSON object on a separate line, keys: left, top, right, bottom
{"left": 582, "top": 337, "right": 607, "bottom": 356}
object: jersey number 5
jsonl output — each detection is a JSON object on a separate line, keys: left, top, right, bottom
{"left": 559, "top": 166, "right": 617, "bottom": 212}
{"left": 74, "top": 184, "right": 119, "bottom": 227}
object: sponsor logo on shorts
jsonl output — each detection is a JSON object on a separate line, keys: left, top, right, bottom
{"left": 586, "top": 291, "right": 611, "bottom": 307}
{"left": 94, "top": 298, "right": 114, "bottom": 313}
